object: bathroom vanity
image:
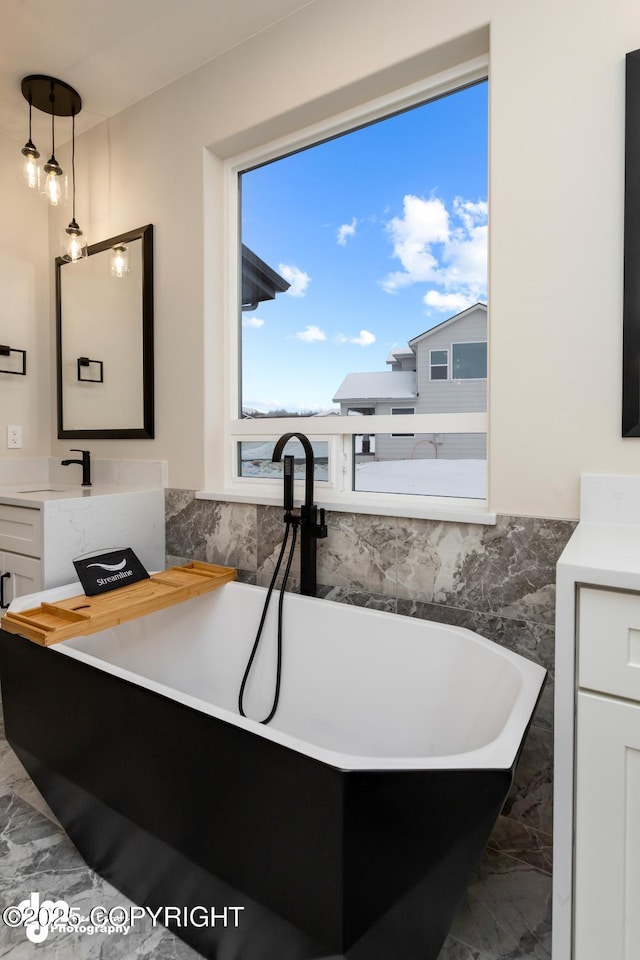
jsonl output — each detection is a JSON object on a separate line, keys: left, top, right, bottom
{"left": 554, "top": 475, "right": 640, "bottom": 959}
{"left": 0, "top": 474, "right": 165, "bottom": 608}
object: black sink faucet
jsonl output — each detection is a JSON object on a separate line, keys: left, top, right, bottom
{"left": 61, "top": 448, "right": 92, "bottom": 486}
{"left": 272, "top": 432, "right": 327, "bottom": 597}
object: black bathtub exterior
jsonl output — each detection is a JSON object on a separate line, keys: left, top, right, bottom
{"left": 0, "top": 628, "right": 519, "bottom": 960}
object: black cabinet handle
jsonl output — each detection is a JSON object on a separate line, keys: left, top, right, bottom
{"left": 0, "top": 571, "right": 10, "bottom": 609}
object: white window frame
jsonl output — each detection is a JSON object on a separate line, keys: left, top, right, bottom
{"left": 203, "top": 55, "right": 492, "bottom": 524}
{"left": 451, "top": 340, "right": 488, "bottom": 381}
{"left": 429, "top": 348, "right": 449, "bottom": 381}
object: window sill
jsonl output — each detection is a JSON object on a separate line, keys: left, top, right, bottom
{"left": 196, "top": 489, "right": 497, "bottom": 525}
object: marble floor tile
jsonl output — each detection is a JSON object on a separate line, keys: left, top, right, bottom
{"left": 502, "top": 725, "right": 553, "bottom": 837}
{"left": 0, "top": 739, "right": 59, "bottom": 826}
{"left": 437, "top": 937, "right": 490, "bottom": 959}
{"left": 0, "top": 791, "right": 201, "bottom": 959}
{"left": 487, "top": 817, "right": 553, "bottom": 876}
{"left": 448, "top": 847, "right": 551, "bottom": 959}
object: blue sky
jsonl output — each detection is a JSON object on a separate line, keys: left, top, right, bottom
{"left": 240, "top": 80, "right": 488, "bottom": 414}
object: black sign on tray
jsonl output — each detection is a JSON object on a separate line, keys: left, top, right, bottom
{"left": 73, "top": 548, "right": 150, "bottom": 596}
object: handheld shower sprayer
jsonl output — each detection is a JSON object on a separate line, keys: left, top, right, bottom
{"left": 283, "top": 455, "right": 294, "bottom": 512}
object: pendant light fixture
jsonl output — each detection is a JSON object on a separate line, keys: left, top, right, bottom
{"left": 20, "top": 94, "right": 40, "bottom": 190}
{"left": 61, "top": 110, "right": 87, "bottom": 262}
{"left": 42, "top": 99, "right": 65, "bottom": 206}
{"left": 110, "top": 244, "right": 130, "bottom": 278}
{"left": 20, "top": 75, "right": 82, "bottom": 207}
{"left": 20, "top": 75, "right": 87, "bottom": 261}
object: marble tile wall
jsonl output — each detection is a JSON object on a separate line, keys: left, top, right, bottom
{"left": 166, "top": 490, "right": 575, "bottom": 959}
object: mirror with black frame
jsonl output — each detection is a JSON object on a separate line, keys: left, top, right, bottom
{"left": 56, "top": 224, "right": 154, "bottom": 439}
{"left": 623, "top": 51, "right": 640, "bottom": 437}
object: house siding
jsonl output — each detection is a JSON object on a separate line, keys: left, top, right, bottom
{"left": 374, "top": 432, "right": 486, "bottom": 460}
{"left": 337, "top": 305, "right": 487, "bottom": 461}
{"left": 414, "top": 307, "right": 487, "bottom": 416}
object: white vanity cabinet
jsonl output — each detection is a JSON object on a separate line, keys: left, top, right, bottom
{"left": 0, "top": 488, "right": 165, "bottom": 610}
{"left": 553, "top": 476, "right": 640, "bottom": 960}
{"left": 0, "top": 503, "right": 42, "bottom": 607}
{"left": 573, "top": 587, "right": 640, "bottom": 959}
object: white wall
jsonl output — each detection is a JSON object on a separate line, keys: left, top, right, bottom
{"left": 0, "top": 130, "right": 50, "bottom": 456}
{"left": 39, "top": 0, "right": 640, "bottom": 518}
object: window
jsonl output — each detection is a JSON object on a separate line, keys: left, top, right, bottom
{"left": 238, "top": 439, "right": 329, "bottom": 480}
{"left": 391, "top": 407, "right": 415, "bottom": 437}
{"left": 452, "top": 342, "right": 487, "bottom": 380}
{"left": 219, "top": 57, "right": 490, "bottom": 517}
{"left": 430, "top": 349, "right": 449, "bottom": 380}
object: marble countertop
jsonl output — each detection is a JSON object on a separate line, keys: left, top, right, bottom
{"left": 556, "top": 475, "right": 640, "bottom": 591}
{"left": 0, "top": 483, "right": 164, "bottom": 508}
{"left": 558, "top": 521, "right": 640, "bottom": 591}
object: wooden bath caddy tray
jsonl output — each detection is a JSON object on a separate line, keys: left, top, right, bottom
{"left": 0, "top": 562, "right": 237, "bottom": 647}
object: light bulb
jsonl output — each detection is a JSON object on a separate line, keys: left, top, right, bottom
{"left": 21, "top": 140, "right": 40, "bottom": 189}
{"left": 110, "top": 245, "right": 130, "bottom": 278}
{"left": 45, "top": 170, "right": 61, "bottom": 204}
{"left": 68, "top": 235, "right": 83, "bottom": 260}
{"left": 43, "top": 155, "right": 65, "bottom": 206}
{"left": 61, "top": 220, "right": 87, "bottom": 262}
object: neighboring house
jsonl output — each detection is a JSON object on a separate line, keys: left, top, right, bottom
{"left": 332, "top": 303, "right": 487, "bottom": 461}
{"left": 241, "top": 245, "right": 290, "bottom": 311}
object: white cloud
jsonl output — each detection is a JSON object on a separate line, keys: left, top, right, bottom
{"left": 278, "top": 263, "right": 311, "bottom": 297}
{"left": 242, "top": 315, "right": 265, "bottom": 328}
{"left": 337, "top": 217, "right": 358, "bottom": 246}
{"left": 293, "top": 325, "right": 327, "bottom": 342}
{"left": 380, "top": 193, "right": 487, "bottom": 311}
{"left": 336, "top": 329, "right": 376, "bottom": 346}
{"left": 423, "top": 291, "right": 474, "bottom": 313}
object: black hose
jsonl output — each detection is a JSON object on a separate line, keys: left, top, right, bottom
{"left": 238, "top": 517, "right": 299, "bottom": 724}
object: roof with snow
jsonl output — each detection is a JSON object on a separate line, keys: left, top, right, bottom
{"left": 408, "top": 302, "right": 487, "bottom": 346}
{"left": 333, "top": 371, "right": 416, "bottom": 403}
{"left": 385, "top": 346, "right": 415, "bottom": 364}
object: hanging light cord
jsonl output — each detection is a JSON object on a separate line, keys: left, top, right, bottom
{"left": 50, "top": 86, "right": 56, "bottom": 159}
{"left": 71, "top": 111, "right": 76, "bottom": 220}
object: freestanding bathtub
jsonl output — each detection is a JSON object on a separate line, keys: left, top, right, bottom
{"left": 0, "top": 580, "right": 545, "bottom": 960}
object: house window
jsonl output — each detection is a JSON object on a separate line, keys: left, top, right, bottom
{"left": 430, "top": 349, "right": 449, "bottom": 380}
{"left": 238, "top": 439, "right": 329, "bottom": 480}
{"left": 452, "top": 342, "right": 487, "bottom": 379}
{"left": 218, "top": 56, "right": 489, "bottom": 517}
{"left": 391, "top": 407, "right": 415, "bottom": 437}
{"left": 238, "top": 79, "right": 487, "bottom": 419}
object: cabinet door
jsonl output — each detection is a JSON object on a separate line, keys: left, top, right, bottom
{"left": 575, "top": 690, "right": 640, "bottom": 959}
{"left": 0, "top": 504, "right": 41, "bottom": 557}
{"left": 0, "top": 552, "right": 42, "bottom": 608}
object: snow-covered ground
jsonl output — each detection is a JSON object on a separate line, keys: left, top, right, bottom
{"left": 355, "top": 458, "right": 486, "bottom": 499}
{"left": 241, "top": 445, "right": 486, "bottom": 499}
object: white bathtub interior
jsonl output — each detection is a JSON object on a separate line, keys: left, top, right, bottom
{"left": 9, "top": 581, "right": 545, "bottom": 771}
